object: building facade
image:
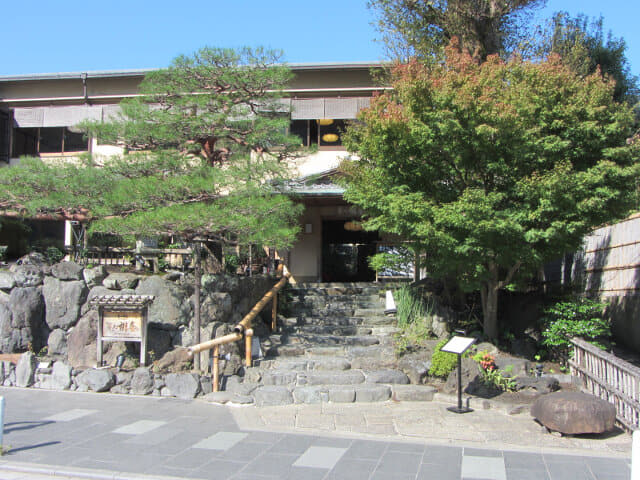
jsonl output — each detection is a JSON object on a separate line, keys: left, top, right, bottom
{"left": 0, "top": 63, "right": 403, "bottom": 283}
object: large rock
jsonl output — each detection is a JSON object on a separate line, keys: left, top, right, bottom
{"left": 11, "top": 266, "right": 44, "bottom": 288}
{"left": 165, "top": 373, "right": 201, "bottom": 399}
{"left": 0, "top": 272, "right": 15, "bottom": 291}
{"left": 531, "top": 391, "right": 616, "bottom": 435}
{"left": 514, "top": 376, "right": 560, "bottom": 395}
{"left": 67, "top": 310, "right": 98, "bottom": 368}
{"left": 11, "top": 252, "right": 48, "bottom": 269}
{"left": 443, "top": 357, "right": 481, "bottom": 395}
{"left": 7, "top": 287, "right": 47, "bottom": 352}
{"left": 130, "top": 367, "right": 154, "bottom": 395}
{"left": 147, "top": 327, "right": 173, "bottom": 361}
{"left": 51, "top": 262, "right": 84, "bottom": 281}
{"left": 76, "top": 368, "right": 115, "bottom": 392}
{"left": 50, "top": 361, "right": 72, "bottom": 390}
{"left": 0, "top": 290, "right": 8, "bottom": 305}
{"left": 103, "top": 273, "right": 140, "bottom": 290}
{"left": 83, "top": 265, "right": 107, "bottom": 289}
{"left": 153, "top": 348, "right": 192, "bottom": 373}
{"left": 43, "top": 277, "right": 87, "bottom": 330}
{"left": 47, "top": 329, "right": 67, "bottom": 355}
{"left": 136, "top": 276, "right": 192, "bottom": 330}
{"left": 15, "top": 351, "right": 37, "bottom": 387}
{"left": 397, "top": 354, "right": 431, "bottom": 384}
{"left": 200, "top": 292, "right": 233, "bottom": 324}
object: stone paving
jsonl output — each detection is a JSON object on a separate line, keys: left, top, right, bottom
{"left": 0, "top": 387, "right": 631, "bottom": 479}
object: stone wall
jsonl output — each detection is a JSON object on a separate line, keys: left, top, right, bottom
{"left": 0, "top": 256, "right": 277, "bottom": 371}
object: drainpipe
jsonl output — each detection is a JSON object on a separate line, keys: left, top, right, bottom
{"left": 81, "top": 73, "right": 90, "bottom": 105}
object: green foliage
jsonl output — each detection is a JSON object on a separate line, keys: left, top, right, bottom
{"left": 368, "top": 0, "right": 542, "bottom": 61}
{"left": 393, "top": 285, "right": 435, "bottom": 355}
{"left": 472, "top": 350, "right": 516, "bottom": 392}
{"left": 541, "top": 297, "right": 611, "bottom": 361}
{"left": 341, "top": 44, "right": 639, "bottom": 338}
{"left": 395, "top": 285, "right": 430, "bottom": 328}
{"left": 428, "top": 339, "right": 458, "bottom": 378}
{"left": 0, "top": 246, "right": 6, "bottom": 262}
{"left": 224, "top": 254, "right": 240, "bottom": 274}
{"left": 45, "top": 246, "right": 64, "bottom": 264}
{"left": 534, "top": 13, "right": 639, "bottom": 107}
{"left": 0, "top": 47, "right": 304, "bottom": 253}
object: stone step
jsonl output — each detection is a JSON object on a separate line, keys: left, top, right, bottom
{"left": 353, "top": 308, "right": 387, "bottom": 317}
{"left": 280, "top": 333, "right": 381, "bottom": 347}
{"left": 289, "top": 294, "right": 382, "bottom": 304}
{"left": 204, "top": 383, "right": 437, "bottom": 406}
{"left": 291, "top": 316, "right": 396, "bottom": 327}
{"left": 281, "top": 324, "right": 371, "bottom": 336}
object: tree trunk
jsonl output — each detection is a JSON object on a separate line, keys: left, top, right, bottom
{"left": 481, "top": 280, "right": 499, "bottom": 340}
{"left": 193, "top": 242, "right": 202, "bottom": 372}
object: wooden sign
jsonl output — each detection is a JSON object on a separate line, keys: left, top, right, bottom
{"left": 102, "top": 311, "right": 143, "bottom": 340}
{"left": 91, "top": 295, "right": 154, "bottom": 368}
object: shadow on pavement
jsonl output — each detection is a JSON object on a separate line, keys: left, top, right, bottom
{"left": 4, "top": 421, "right": 54, "bottom": 434}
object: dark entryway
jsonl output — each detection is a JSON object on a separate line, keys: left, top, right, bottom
{"left": 321, "top": 220, "right": 379, "bottom": 282}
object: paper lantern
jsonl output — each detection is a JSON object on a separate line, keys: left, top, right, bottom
{"left": 317, "top": 119, "right": 334, "bottom": 126}
{"left": 322, "top": 133, "right": 339, "bottom": 143}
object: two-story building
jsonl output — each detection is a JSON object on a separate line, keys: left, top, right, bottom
{"left": 0, "top": 63, "right": 406, "bottom": 283}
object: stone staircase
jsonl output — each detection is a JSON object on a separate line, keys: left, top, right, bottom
{"left": 210, "top": 282, "right": 437, "bottom": 406}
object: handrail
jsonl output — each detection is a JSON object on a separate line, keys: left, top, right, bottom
{"left": 188, "top": 270, "right": 291, "bottom": 391}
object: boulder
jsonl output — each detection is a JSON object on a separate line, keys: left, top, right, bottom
{"left": 531, "top": 391, "right": 616, "bottom": 435}
{"left": 443, "top": 357, "right": 481, "bottom": 395}
{"left": 51, "top": 262, "right": 84, "bottom": 281}
{"left": 83, "top": 265, "right": 108, "bottom": 288}
{"left": 15, "top": 351, "right": 37, "bottom": 387}
{"left": 0, "top": 290, "right": 8, "bottom": 305}
{"left": 0, "top": 272, "right": 15, "bottom": 291}
{"left": 47, "top": 329, "right": 68, "bottom": 356}
{"left": 50, "top": 361, "right": 72, "bottom": 390}
{"left": 11, "top": 252, "right": 48, "bottom": 269}
{"left": 153, "top": 348, "right": 192, "bottom": 373}
{"left": 514, "top": 376, "right": 560, "bottom": 395}
{"left": 130, "top": 367, "right": 154, "bottom": 395}
{"left": 103, "top": 273, "right": 140, "bottom": 290}
{"left": 200, "top": 292, "right": 233, "bottom": 324}
{"left": 136, "top": 276, "right": 191, "bottom": 330}
{"left": 494, "top": 356, "right": 530, "bottom": 378}
{"left": 43, "top": 277, "right": 88, "bottom": 330}
{"left": 397, "top": 354, "right": 431, "bottom": 384}
{"left": 12, "top": 266, "right": 44, "bottom": 288}
{"left": 76, "top": 368, "right": 115, "bottom": 392}
{"left": 8, "top": 287, "right": 47, "bottom": 352}
{"left": 165, "top": 373, "right": 201, "bottom": 399}
{"left": 67, "top": 310, "right": 98, "bottom": 368}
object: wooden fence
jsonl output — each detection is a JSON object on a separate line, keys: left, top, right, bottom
{"left": 570, "top": 337, "right": 640, "bottom": 431}
{"left": 570, "top": 213, "right": 640, "bottom": 297}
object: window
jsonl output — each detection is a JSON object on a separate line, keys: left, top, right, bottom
{"left": 12, "top": 127, "right": 88, "bottom": 157}
{"left": 289, "top": 119, "right": 347, "bottom": 148}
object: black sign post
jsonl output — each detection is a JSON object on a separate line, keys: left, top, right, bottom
{"left": 441, "top": 335, "right": 476, "bottom": 414}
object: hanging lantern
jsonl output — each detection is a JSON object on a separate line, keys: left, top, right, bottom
{"left": 322, "top": 133, "right": 340, "bottom": 143}
{"left": 344, "top": 221, "right": 363, "bottom": 231}
{"left": 317, "top": 119, "right": 334, "bottom": 126}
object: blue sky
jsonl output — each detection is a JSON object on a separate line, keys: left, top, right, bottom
{"left": 2, "top": 1, "right": 639, "bottom": 77}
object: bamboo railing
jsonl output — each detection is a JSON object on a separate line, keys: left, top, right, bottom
{"left": 188, "top": 271, "right": 291, "bottom": 392}
{"left": 570, "top": 337, "right": 640, "bottom": 431}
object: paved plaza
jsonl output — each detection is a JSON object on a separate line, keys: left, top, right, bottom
{"left": 0, "top": 387, "right": 631, "bottom": 479}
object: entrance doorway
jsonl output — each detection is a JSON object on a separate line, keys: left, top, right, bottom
{"left": 321, "top": 220, "right": 379, "bottom": 282}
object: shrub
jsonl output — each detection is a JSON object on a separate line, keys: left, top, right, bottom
{"left": 541, "top": 297, "right": 610, "bottom": 362}
{"left": 393, "top": 285, "right": 434, "bottom": 355}
{"left": 428, "top": 338, "right": 458, "bottom": 378}
{"left": 472, "top": 350, "right": 516, "bottom": 392}
{"left": 45, "top": 246, "right": 64, "bottom": 264}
